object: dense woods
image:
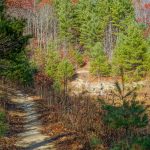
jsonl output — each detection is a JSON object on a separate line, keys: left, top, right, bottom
{"left": 0, "top": 0, "right": 150, "bottom": 149}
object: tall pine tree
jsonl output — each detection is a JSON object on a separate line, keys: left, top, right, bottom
{"left": 113, "top": 22, "right": 150, "bottom": 80}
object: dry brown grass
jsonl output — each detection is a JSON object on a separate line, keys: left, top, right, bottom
{"left": 34, "top": 79, "right": 150, "bottom": 150}
{"left": 35, "top": 92, "right": 106, "bottom": 150}
{"left": 0, "top": 137, "right": 20, "bottom": 150}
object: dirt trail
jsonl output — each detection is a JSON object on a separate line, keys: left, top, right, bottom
{"left": 4, "top": 87, "right": 56, "bottom": 150}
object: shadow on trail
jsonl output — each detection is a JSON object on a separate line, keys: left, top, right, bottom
{"left": 25, "top": 132, "right": 76, "bottom": 150}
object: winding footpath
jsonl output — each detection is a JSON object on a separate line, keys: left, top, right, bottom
{"left": 7, "top": 88, "right": 56, "bottom": 150}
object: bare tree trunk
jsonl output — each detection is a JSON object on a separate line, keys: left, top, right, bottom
{"left": 104, "top": 20, "right": 118, "bottom": 61}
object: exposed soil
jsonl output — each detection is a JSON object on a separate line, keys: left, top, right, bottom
{"left": 70, "top": 64, "right": 148, "bottom": 96}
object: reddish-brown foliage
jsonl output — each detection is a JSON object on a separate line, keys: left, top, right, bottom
{"left": 6, "top": 0, "right": 34, "bottom": 10}
{"left": 133, "top": 0, "right": 150, "bottom": 25}
{"left": 34, "top": 72, "right": 53, "bottom": 88}
{"left": 71, "top": 0, "right": 79, "bottom": 5}
{"left": 144, "top": 3, "right": 150, "bottom": 9}
{"left": 144, "top": 27, "right": 150, "bottom": 37}
{"left": 37, "top": 0, "right": 53, "bottom": 8}
{"left": 6, "top": 0, "right": 52, "bottom": 10}
{"left": 136, "top": 17, "right": 150, "bottom": 24}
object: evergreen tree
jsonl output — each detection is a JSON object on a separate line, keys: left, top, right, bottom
{"left": 113, "top": 22, "right": 150, "bottom": 80}
{"left": 45, "top": 49, "right": 60, "bottom": 79}
{"left": 54, "top": 0, "right": 134, "bottom": 52}
{"left": 45, "top": 49, "right": 74, "bottom": 91}
{"left": 108, "top": 0, "right": 134, "bottom": 29}
{"left": 0, "top": 10, "right": 29, "bottom": 59}
{"left": 0, "top": 0, "right": 35, "bottom": 85}
{"left": 73, "top": 0, "right": 108, "bottom": 49}
{"left": 100, "top": 81, "right": 149, "bottom": 149}
{"left": 54, "top": 0, "right": 73, "bottom": 41}
{"left": 57, "top": 59, "right": 74, "bottom": 83}
{"left": 90, "top": 42, "right": 111, "bottom": 76}
{"left": 56, "top": 59, "right": 74, "bottom": 98}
